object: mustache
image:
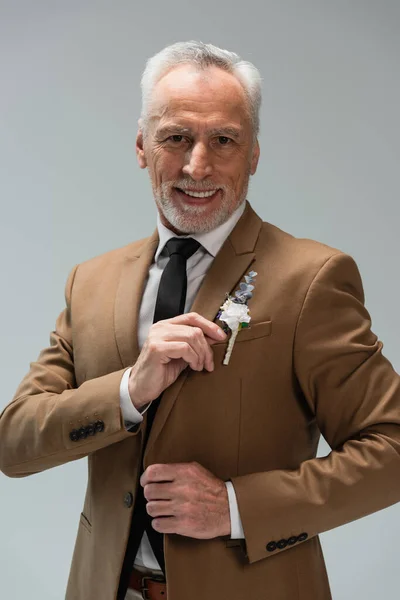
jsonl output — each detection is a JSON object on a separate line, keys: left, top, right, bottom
{"left": 162, "top": 180, "right": 226, "bottom": 193}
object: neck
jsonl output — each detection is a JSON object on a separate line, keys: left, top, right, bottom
{"left": 158, "top": 212, "right": 186, "bottom": 236}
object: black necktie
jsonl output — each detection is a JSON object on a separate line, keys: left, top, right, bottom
{"left": 153, "top": 237, "right": 202, "bottom": 322}
{"left": 117, "top": 237, "right": 201, "bottom": 598}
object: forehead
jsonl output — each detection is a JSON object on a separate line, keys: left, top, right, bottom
{"left": 149, "top": 65, "right": 250, "bottom": 129}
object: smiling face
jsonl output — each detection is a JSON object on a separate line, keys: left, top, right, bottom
{"left": 136, "top": 64, "right": 260, "bottom": 234}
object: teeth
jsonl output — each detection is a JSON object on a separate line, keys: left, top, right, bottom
{"left": 181, "top": 189, "right": 217, "bottom": 198}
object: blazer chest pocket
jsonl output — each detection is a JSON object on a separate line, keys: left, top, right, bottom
{"left": 235, "top": 319, "right": 271, "bottom": 342}
{"left": 210, "top": 319, "right": 272, "bottom": 374}
{"left": 213, "top": 319, "right": 272, "bottom": 346}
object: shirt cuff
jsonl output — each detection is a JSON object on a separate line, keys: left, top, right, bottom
{"left": 225, "top": 480, "right": 245, "bottom": 539}
{"left": 119, "top": 367, "right": 152, "bottom": 429}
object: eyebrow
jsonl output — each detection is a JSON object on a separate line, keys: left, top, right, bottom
{"left": 156, "top": 125, "right": 242, "bottom": 140}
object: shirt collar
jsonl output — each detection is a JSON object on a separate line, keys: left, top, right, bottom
{"left": 155, "top": 200, "right": 247, "bottom": 262}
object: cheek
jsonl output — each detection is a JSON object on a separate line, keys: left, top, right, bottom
{"left": 219, "top": 150, "right": 251, "bottom": 187}
{"left": 150, "top": 149, "right": 182, "bottom": 181}
{"left": 232, "top": 159, "right": 252, "bottom": 189}
{"left": 225, "top": 168, "right": 246, "bottom": 192}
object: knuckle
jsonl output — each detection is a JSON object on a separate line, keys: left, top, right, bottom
{"left": 152, "top": 518, "right": 160, "bottom": 531}
{"left": 184, "top": 486, "right": 193, "bottom": 501}
{"left": 182, "top": 341, "right": 191, "bottom": 353}
{"left": 183, "top": 484, "right": 193, "bottom": 499}
{"left": 152, "top": 319, "right": 165, "bottom": 327}
{"left": 189, "top": 327, "right": 201, "bottom": 341}
{"left": 188, "top": 462, "right": 196, "bottom": 474}
{"left": 147, "top": 339, "right": 158, "bottom": 353}
{"left": 148, "top": 464, "right": 158, "bottom": 478}
{"left": 148, "top": 323, "right": 160, "bottom": 336}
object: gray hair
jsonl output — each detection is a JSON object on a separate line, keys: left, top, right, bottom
{"left": 140, "top": 41, "right": 262, "bottom": 139}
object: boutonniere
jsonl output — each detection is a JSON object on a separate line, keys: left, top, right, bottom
{"left": 216, "top": 270, "right": 258, "bottom": 365}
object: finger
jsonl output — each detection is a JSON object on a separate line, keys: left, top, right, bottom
{"left": 197, "top": 328, "right": 215, "bottom": 372}
{"left": 143, "top": 482, "right": 173, "bottom": 501}
{"left": 141, "top": 463, "right": 178, "bottom": 486}
{"left": 167, "top": 312, "right": 227, "bottom": 342}
{"left": 204, "top": 333, "right": 229, "bottom": 346}
{"left": 146, "top": 500, "right": 174, "bottom": 517}
{"left": 152, "top": 516, "right": 201, "bottom": 538}
{"left": 186, "top": 326, "right": 214, "bottom": 372}
{"left": 152, "top": 516, "right": 179, "bottom": 534}
{"left": 157, "top": 340, "right": 205, "bottom": 372}
{"left": 156, "top": 325, "right": 215, "bottom": 371}
{"left": 156, "top": 323, "right": 225, "bottom": 348}
{"left": 145, "top": 337, "right": 202, "bottom": 371}
{"left": 155, "top": 325, "right": 206, "bottom": 370}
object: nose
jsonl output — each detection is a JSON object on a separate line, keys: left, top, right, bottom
{"left": 182, "top": 142, "right": 213, "bottom": 180}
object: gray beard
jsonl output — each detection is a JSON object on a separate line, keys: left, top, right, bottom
{"left": 154, "top": 178, "right": 250, "bottom": 234}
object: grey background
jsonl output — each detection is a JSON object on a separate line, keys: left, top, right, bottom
{"left": 1, "top": 1, "right": 399, "bottom": 598}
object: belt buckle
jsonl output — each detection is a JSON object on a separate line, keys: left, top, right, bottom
{"left": 141, "top": 574, "right": 165, "bottom": 600}
{"left": 141, "top": 576, "right": 151, "bottom": 600}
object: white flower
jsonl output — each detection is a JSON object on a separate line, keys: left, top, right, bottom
{"left": 219, "top": 298, "right": 251, "bottom": 331}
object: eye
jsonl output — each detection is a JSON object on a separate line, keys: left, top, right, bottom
{"left": 218, "top": 136, "right": 231, "bottom": 145}
{"left": 169, "top": 135, "right": 184, "bottom": 143}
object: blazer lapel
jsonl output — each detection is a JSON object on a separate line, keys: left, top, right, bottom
{"left": 144, "top": 201, "right": 263, "bottom": 466}
{"left": 114, "top": 229, "right": 159, "bottom": 369}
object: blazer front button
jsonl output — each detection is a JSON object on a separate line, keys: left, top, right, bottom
{"left": 266, "top": 541, "right": 277, "bottom": 552}
{"left": 277, "top": 539, "right": 288, "bottom": 549}
{"left": 124, "top": 492, "right": 133, "bottom": 508}
{"left": 297, "top": 532, "right": 308, "bottom": 542}
{"left": 95, "top": 420, "right": 105, "bottom": 433}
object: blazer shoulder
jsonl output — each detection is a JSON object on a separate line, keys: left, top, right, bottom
{"left": 256, "top": 219, "right": 354, "bottom": 291}
{"left": 259, "top": 219, "right": 346, "bottom": 266}
{"left": 62, "top": 235, "right": 156, "bottom": 300}
{"left": 73, "top": 234, "right": 153, "bottom": 274}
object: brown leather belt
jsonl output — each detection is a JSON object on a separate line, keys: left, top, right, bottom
{"left": 128, "top": 567, "right": 167, "bottom": 599}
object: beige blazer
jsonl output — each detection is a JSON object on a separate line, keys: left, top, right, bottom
{"left": 1, "top": 201, "right": 400, "bottom": 600}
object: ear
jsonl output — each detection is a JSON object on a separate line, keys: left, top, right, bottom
{"left": 136, "top": 126, "right": 147, "bottom": 169}
{"left": 250, "top": 139, "right": 260, "bottom": 175}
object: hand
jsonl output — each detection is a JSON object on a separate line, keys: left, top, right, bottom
{"left": 140, "top": 461, "right": 231, "bottom": 539}
{"left": 129, "top": 312, "right": 227, "bottom": 409}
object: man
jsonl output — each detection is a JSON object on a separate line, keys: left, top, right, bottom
{"left": 1, "top": 41, "right": 400, "bottom": 600}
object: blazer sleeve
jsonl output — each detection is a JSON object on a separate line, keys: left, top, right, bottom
{"left": 0, "top": 264, "right": 143, "bottom": 478}
{"left": 229, "top": 252, "right": 400, "bottom": 564}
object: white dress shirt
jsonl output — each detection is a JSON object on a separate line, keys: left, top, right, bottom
{"left": 119, "top": 200, "right": 246, "bottom": 570}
